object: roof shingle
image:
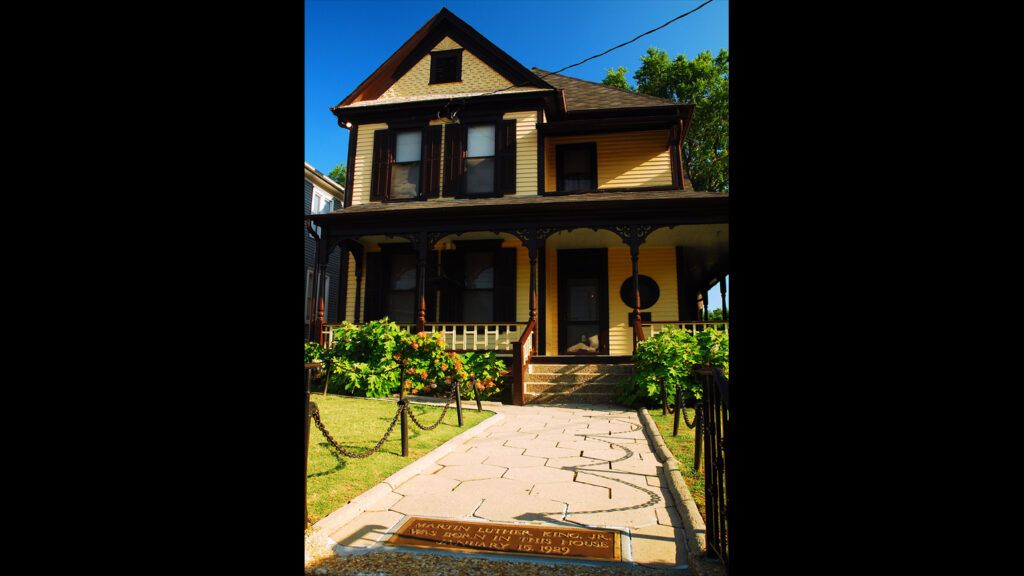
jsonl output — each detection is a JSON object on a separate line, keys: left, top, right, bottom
{"left": 531, "top": 68, "right": 679, "bottom": 112}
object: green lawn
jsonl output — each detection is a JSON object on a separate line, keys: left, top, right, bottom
{"left": 649, "top": 408, "right": 705, "bottom": 520}
{"left": 306, "top": 394, "right": 493, "bottom": 524}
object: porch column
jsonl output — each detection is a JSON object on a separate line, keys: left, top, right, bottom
{"left": 414, "top": 232, "right": 428, "bottom": 333}
{"left": 702, "top": 289, "right": 710, "bottom": 321}
{"left": 528, "top": 243, "right": 538, "bottom": 323}
{"left": 630, "top": 243, "right": 642, "bottom": 319}
{"left": 353, "top": 245, "right": 364, "bottom": 324}
{"left": 720, "top": 276, "right": 728, "bottom": 321}
{"left": 316, "top": 246, "right": 330, "bottom": 345}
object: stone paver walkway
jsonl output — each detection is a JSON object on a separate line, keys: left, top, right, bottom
{"left": 322, "top": 403, "right": 687, "bottom": 571}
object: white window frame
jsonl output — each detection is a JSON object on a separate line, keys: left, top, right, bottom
{"left": 309, "top": 187, "right": 336, "bottom": 236}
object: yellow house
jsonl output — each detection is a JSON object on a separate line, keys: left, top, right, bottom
{"left": 307, "top": 8, "right": 728, "bottom": 405}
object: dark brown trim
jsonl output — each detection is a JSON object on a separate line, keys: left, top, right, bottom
{"left": 339, "top": 246, "right": 349, "bottom": 320}
{"left": 336, "top": 93, "right": 547, "bottom": 126}
{"left": 554, "top": 142, "right": 597, "bottom": 194}
{"left": 428, "top": 48, "right": 463, "bottom": 84}
{"left": 344, "top": 125, "right": 357, "bottom": 207}
{"left": 536, "top": 108, "right": 545, "bottom": 195}
{"left": 540, "top": 116, "right": 679, "bottom": 136}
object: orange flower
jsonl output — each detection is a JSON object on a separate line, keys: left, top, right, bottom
{"left": 393, "top": 353, "right": 401, "bottom": 360}
{"left": 403, "top": 379, "right": 411, "bottom": 387}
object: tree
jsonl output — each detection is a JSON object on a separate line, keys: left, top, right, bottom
{"left": 707, "top": 308, "right": 724, "bottom": 321}
{"left": 601, "top": 66, "right": 631, "bottom": 90}
{"left": 601, "top": 48, "right": 729, "bottom": 193}
{"left": 328, "top": 163, "right": 346, "bottom": 186}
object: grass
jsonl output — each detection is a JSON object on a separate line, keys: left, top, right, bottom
{"left": 649, "top": 407, "right": 705, "bottom": 520}
{"left": 306, "top": 394, "right": 493, "bottom": 524}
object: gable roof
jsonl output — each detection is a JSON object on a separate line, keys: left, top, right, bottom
{"left": 532, "top": 68, "right": 680, "bottom": 112}
{"left": 332, "top": 8, "right": 552, "bottom": 110}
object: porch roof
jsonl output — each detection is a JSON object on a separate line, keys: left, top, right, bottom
{"left": 310, "top": 188, "right": 725, "bottom": 221}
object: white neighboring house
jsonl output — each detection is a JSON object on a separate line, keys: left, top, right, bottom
{"left": 305, "top": 162, "right": 346, "bottom": 339}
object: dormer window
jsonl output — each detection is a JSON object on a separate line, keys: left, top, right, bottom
{"left": 429, "top": 49, "right": 462, "bottom": 84}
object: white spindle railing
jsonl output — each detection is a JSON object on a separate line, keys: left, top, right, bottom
{"left": 522, "top": 329, "right": 534, "bottom": 366}
{"left": 641, "top": 321, "right": 729, "bottom": 340}
{"left": 323, "top": 322, "right": 526, "bottom": 352}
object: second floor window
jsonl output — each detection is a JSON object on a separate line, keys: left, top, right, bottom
{"left": 556, "top": 143, "right": 598, "bottom": 192}
{"left": 390, "top": 130, "right": 422, "bottom": 199}
{"left": 465, "top": 125, "right": 495, "bottom": 195}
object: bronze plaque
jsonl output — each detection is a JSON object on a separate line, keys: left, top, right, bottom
{"left": 384, "top": 517, "right": 621, "bottom": 561}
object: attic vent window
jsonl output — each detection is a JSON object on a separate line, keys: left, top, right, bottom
{"left": 429, "top": 49, "right": 462, "bottom": 84}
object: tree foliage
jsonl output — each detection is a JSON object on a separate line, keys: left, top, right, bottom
{"left": 328, "top": 163, "right": 346, "bottom": 186}
{"left": 601, "top": 66, "right": 631, "bottom": 90}
{"left": 601, "top": 48, "right": 728, "bottom": 192}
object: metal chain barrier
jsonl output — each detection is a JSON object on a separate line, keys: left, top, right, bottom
{"left": 405, "top": 383, "right": 458, "bottom": 431}
{"left": 681, "top": 403, "right": 699, "bottom": 429}
{"left": 309, "top": 401, "right": 404, "bottom": 459}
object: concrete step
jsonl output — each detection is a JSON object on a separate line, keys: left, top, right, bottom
{"left": 523, "top": 373, "right": 626, "bottom": 385}
{"left": 525, "top": 381, "right": 621, "bottom": 395}
{"left": 528, "top": 363, "right": 633, "bottom": 376}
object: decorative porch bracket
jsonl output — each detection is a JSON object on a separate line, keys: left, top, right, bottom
{"left": 612, "top": 224, "right": 656, "bottom": 351}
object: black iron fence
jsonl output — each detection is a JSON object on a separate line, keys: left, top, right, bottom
{"left": 695, "top": 365, "right": 729, "bottom": 570}
{"left": 304, "top": 361, "right": 480, "bottom": 528}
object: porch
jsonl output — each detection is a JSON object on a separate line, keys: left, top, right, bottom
{"left": 306, "top": 188, "right": 728, "bottom": 404}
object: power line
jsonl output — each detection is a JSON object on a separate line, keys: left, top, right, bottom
{"left": 489, "top": 0, "right": 716, "bottom": 97}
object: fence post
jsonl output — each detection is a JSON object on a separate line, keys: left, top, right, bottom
{"left": 399, "top": 363, "right": 409, "bottom": 457}
{"left": 454, "top": 382, "right": 464, "bottom": 427}
{"left": 672, "top": 385, "right": 682, "bottom": 437}
{"left": 304, "top": 363, "right": 315, "bottom": 530}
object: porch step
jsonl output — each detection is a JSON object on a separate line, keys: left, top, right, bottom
{"left": 528, "top": 363, "right": 634, "bottom": 376}
{"left": 522, "top": 362, "right": 631, "bottom": 405}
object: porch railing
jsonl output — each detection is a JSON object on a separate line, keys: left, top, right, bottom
{"left": 321, "top": 322, "right": 526, "bottom": 352}
{"left": 510, "top": 318, "right": 537, "bottom": 406}
{"left": 641, "top": 321, "right": 729, "bottom": 340}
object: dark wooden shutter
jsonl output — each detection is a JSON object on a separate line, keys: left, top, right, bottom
{"left": 496, "top": 119, "right": 517, "bottom": 195}
{"left": 363, "top": 252, "right": 383, "bottom": 320}
{"left": 443, "top": 123, "right": 465, "bottom": 197}
{"left": 494, "top": 247, "right": 517, "bottom": 322}
{"left": 370, "top": 129, "right": 392, "bottom": 201}
{"left": 422, "top": 125, "right": 443, "bottom": 198}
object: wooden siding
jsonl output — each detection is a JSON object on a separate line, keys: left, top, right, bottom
{"left": 544, "top": 130, "right": 673, "bottom": 192}
{"left": 544, "top": 245, "right": 558, "bottom": 355}
{"left": 380, "top": 37, "right": 511, "bottom": 100}
{"left": 606, "top": 246, "right": 678, "bottom": 355}
{"left": 352, "top": 123, "right": 388, "bottom": 205}
{"left": 505, "top": 110, "right": 538, "bottom": 195}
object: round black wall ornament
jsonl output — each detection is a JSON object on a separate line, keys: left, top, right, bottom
{"left": 619, "top": 275, "right": 660, "bottom": 309}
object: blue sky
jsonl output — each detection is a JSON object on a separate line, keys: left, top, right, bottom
{"left": 305, "top": 0, "right": 729, "bottom": 311}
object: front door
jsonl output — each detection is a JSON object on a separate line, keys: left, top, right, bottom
{"left": 558, "top": 249, "right": 608, "bottom": 355}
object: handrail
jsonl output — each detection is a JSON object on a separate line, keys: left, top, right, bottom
{"left": 641, "top": 320, "right": 728, "bottom": 340}
{"left": 321, "top": 321, "right": 527, "bottom": 352}
{"left": 631, "top": 315, "right": 646, "bottom": 352}
{"left": 510, "top": 318, "right": 537, "bottom": 406}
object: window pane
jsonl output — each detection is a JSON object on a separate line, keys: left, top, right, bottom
{"left": 467, "top": 125, "right": 495, "bottom": 158}
{"left": 390, "top": 163, "right": 420, "bottom": 198}
{"left": 386, "top": 291, "right": 415, "bottom": 323}
{"left": 464, "top": 252, "right": 494, "bottom": 288}
{"left": 390, "top": 254, "right": 416, "bottom": 290}
{"left": 395, "top": 131, "right": 422, "bottom": 162}
{"left": 465, "top": 157, "right": 494, "bottom": 194}
{"left": 566, "top": 324, "right": 600, "bottom": 351}
{"left": 562, "top": 147, "right": 594, "bottom": 191}
{"left": 462, "top": 291, "right": 494, "bottom": 323}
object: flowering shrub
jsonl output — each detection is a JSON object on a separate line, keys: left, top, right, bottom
{"left": 304, "top": 320, "right": 508, "bottom": 400}
{"left": 619, "top": 328, "right": 729, "bottom": 407}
